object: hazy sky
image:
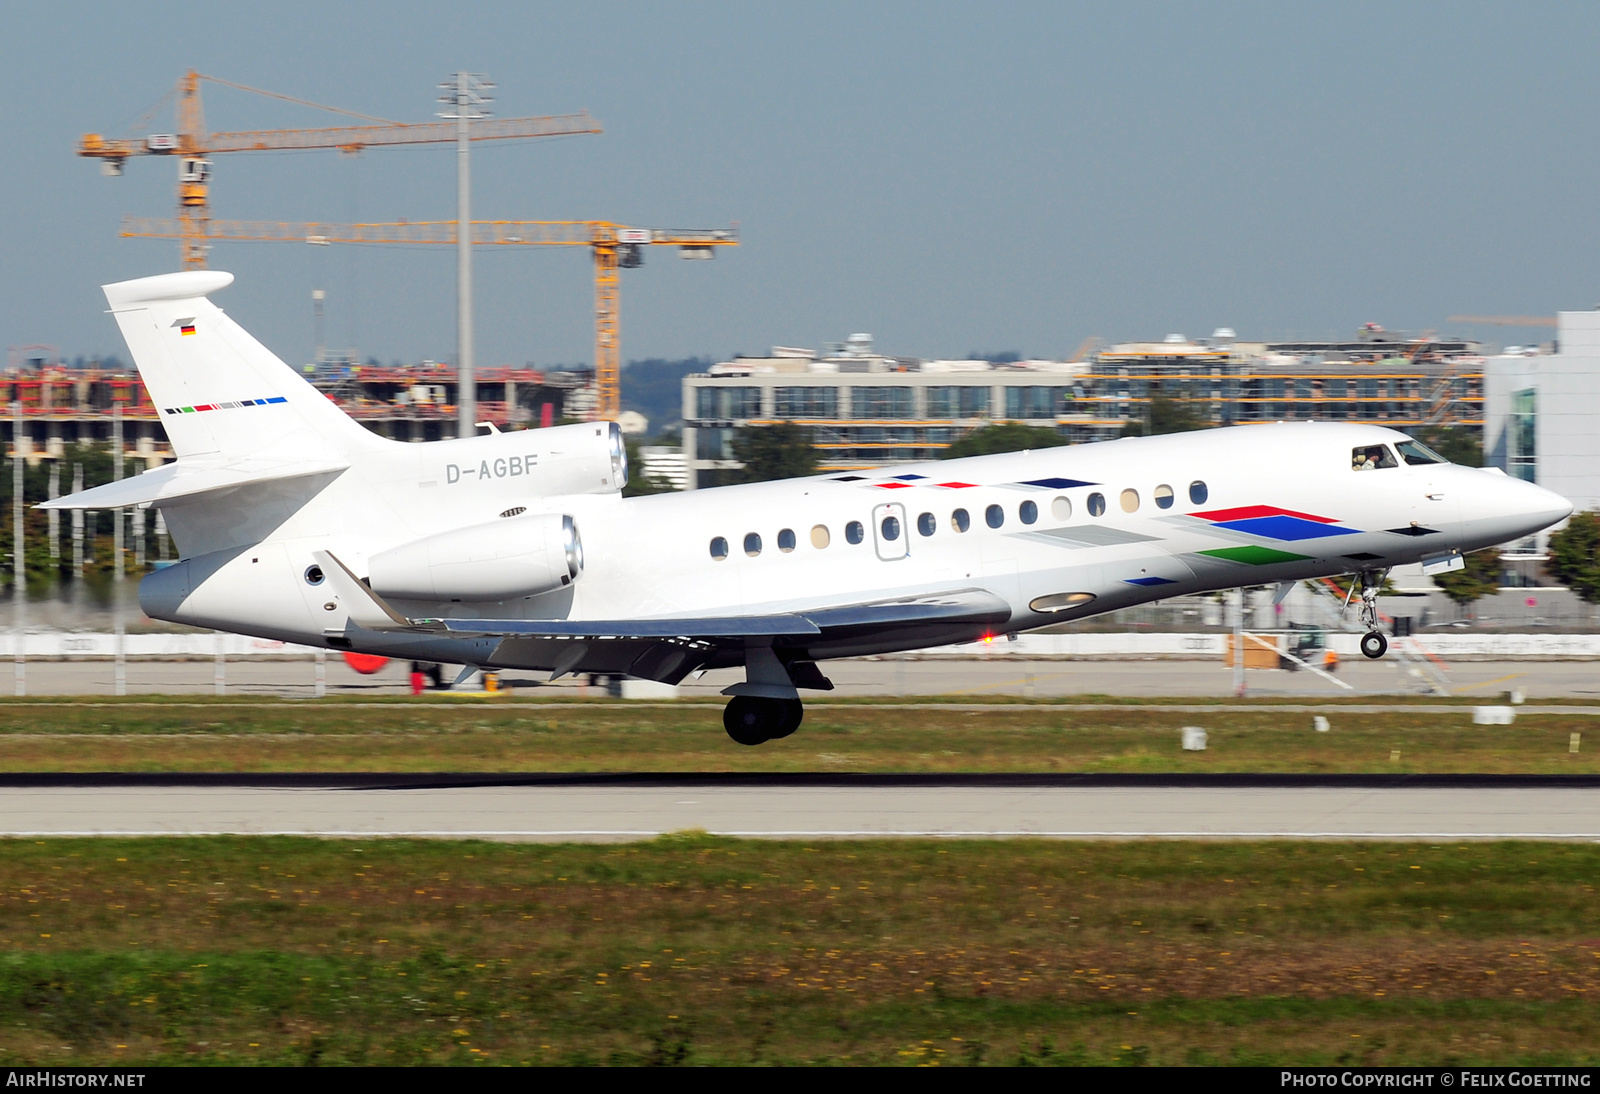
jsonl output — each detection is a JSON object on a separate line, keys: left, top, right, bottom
{"left": 5, "top": 1, "right": 1600, "bottom": 369}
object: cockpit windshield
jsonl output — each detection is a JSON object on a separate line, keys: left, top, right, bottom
{"left": 1396, "top": 439, "right": 1448, "bottom": 466}
{"left": 1351, "top": 444, "right": 1398, "bottom": 471}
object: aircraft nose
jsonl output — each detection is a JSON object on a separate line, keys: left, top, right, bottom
{"left": 1450, "top": 468, "right": 1573, "bottom": 549}
{"left": 1495, "top": 474, "right": 1572, "bottom": 536}
{"left": 1523, "top": 480, "right": 1575, "bottom": 529}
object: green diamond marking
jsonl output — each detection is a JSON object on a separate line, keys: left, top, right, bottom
{"left": 1199, "top": 545, "right": 1311, "bottom": 565}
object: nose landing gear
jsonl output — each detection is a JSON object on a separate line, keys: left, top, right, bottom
{"left": 723, "top": 696, "right": 804, "bottom": 746}
{"left": 1355, "top": 569, "right": 1389, "bottom": 659}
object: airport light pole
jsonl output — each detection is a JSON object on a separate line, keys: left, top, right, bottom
{"left": 11, "top": 402, "right": 23, "bottom": 697}
{"left": 439, "top": 72, "right": 493, "bottom": 439}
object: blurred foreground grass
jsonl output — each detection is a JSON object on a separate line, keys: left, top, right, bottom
{"left": 0, "top": 699, "right": 1592, "bottom": 773}
{"left": 0, "top": 836, "right": 1595, "bottom": 1065}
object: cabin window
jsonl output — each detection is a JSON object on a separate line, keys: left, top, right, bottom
{"left": 1120, "top": 488, "right": 1140, "bottom": 513}
{"left": 1154, "top": 484, "right": 1174, "bottom": 509}
{"left": 951, "top": 508, "right": 971, "bottom": 533}
{"left": 710, "top": 537, "right": 729, "bottom": 561}
{"left": 917, "top": 511, "right": 937, "bottom": 537}
{"left": 846, "top": 521, "right": 865, "bottom": 545}
{"left": 778, "top": 528, "right": 797, "bottom": 552}
{"left": 810, "top": 525, "right": 830, "bottom": 549}
{"left": 985, "top": 504, "right": 1005, "bottom": 529}
{"left": 881, "top": 515, "right": 902, "bottom": 541}
{"left": 1188, "top": 480, "right": 1208, "bottom": 504}
{"left": 1397, "top": 440, "right": 1448, "bottom": 466}
{"left": 744, "top": 532, "right": 762, "bottom": 557}
{"left": 1051, "top": 496, "right": 1072, "bottom": 520}
{"left": 1351, "top": 445, "right": 1397, "bottom": 471}
{"left": 1087, "top": 492, "right": 1106, "bottom": 517}
{"left": 1019, "top": 500, "right": 1038, "bottom": 525}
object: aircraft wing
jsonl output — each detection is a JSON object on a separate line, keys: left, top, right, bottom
{"left": 440, "top": 616, "right": 822, "bottom": 639}
{"left": 313, "top": 549, "right": 1010, "bottom": 642}
{"left": 439, "top": 588, "right": 1012, "bottom": 641}
{"left": 40, "top": 457, "right": 349, "bottom": 510}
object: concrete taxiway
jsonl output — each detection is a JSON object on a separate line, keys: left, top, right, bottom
{"left": 2, "top": 779, "right": 1596, "bottom": 842}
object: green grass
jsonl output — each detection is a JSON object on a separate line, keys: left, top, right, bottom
{"left": 0, "top": 837, "right": 1596, "bottom": 1065}
{"left": 0, "top": 699, "right": 1592, "bottom": 773}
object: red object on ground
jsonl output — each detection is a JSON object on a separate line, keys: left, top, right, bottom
{"left": 410, "top": 671, "right": 425, "bottom": 695}
{"left": 341, "top": 652, "right": 389, "bottom": 675}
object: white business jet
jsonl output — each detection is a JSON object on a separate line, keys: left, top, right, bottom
{"left": 47, "top": 272, "right": 1573, "bottom": 744}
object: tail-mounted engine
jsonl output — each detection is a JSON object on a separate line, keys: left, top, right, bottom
{"left": 367, "top": 512, "right": 583, "bottom": 602}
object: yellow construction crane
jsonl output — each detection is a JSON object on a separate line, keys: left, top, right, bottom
{"left": 120, "top": 218, "right": 739, "bottom": 420}
{"left": 80, "top": 70, "right": 601, "bottom": 269}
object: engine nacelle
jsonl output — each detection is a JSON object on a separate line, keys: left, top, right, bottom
{"left": 441, "top": 421, "right": 628, "bottom": 499}
{"left": 368, "top": 513, "right": 583, "bottom": 602}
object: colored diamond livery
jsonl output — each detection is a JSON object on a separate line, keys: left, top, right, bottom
{"left": 1194, "top": 504, "right": 1359, "bottom": 543}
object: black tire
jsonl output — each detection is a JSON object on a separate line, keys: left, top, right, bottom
{"left": 769, "top": 699, "right": 804, "bottom": 740}
{"left": 1360, "top": 631, "right": 1388, "bottom": 659}
{"left": 724, "top": 696, "right": 778, "bottom": 746}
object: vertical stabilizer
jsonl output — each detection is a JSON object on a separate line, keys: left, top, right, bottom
{"left": 102, "top": 271, "right": 380, "bottom": 462}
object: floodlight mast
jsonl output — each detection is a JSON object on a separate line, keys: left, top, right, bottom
{"left": 438, "top": 73, "right": 494, "bottom": 438}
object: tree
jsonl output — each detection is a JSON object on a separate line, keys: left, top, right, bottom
{"left": 1547, "top": 510, "right": 1600, "bottom": 602}
{"left": 1121, "top": 382, "right": 1211, "bottom": 438}
{"left": 1411, "top": 425, "right": 1482, "bottom": 468}
{"left": 730, "top": 423, "right": 818, "bottom": 483}
{"left": 1432, "top": 548, "right": 1503, "bottom": 607}
{"left": 940, "top": 423, "right": 1068, "bottom": 459}
{"left": 621, "top": 438, "right": 673, "bottom": 497}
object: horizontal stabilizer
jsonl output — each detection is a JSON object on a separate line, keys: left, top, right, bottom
{"left": 39, "top": 458, "right": 348, "bottom": 511}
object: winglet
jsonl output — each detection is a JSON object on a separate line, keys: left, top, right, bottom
{"left": 313, "top": 550, "right": 416, "bottom": 632}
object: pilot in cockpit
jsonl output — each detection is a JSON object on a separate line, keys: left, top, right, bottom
{"left": 1351, "top": 445, "right": 1394, "bottom": 471}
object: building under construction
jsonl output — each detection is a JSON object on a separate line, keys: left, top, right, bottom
{"left": 682, "top": 328, "right": 1491, "bottom": 487}
{"left": 0, "top": 357, "right": 591, "bottom": 468}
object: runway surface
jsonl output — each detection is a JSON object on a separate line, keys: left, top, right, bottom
{"left": 10, "top": 655, "right": 1600, "bottom": 699}
{"left": 3, "top": 776, "right": 1596, "bottom": 842}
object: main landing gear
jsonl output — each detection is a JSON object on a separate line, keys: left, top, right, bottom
{"left": 1356, "top": 570, "right": 1389, "bottom": 659}
{"left": 723, "top": 696, "right": 804, "bottom": 746}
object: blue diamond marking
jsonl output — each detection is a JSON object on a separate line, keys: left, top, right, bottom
{"left": 1020, "top": 477, "right": 1097, "bottom": 489}
{"left": 891, "top": 474, "right": 926, "bottom": 481}
{"left": 1124, "top": 576, "right": 1177, "bottom": 587}
{"left": 1210, "top": 515, "right": 1360, "bottom": 541}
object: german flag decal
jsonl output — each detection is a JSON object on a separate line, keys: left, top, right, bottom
{"left": 179, "top": 324, "right": 196, "bottom": 336}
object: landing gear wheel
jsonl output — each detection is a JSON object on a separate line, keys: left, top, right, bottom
{"left": 723, "top": 696, "right": 799, "bottom": 746}
{"left": 1360, "top": 631, "right": 1388, "bottom": 659}
{"left": 769, "top": 699, "right": 804, "bottom": 740}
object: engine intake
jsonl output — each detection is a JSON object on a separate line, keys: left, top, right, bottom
{"left": 368, "top": 513, "right": 582, "bottom": 602}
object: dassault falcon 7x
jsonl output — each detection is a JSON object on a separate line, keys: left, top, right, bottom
{"left": 49, "top": 272, "right": 1573, "bottom": 744}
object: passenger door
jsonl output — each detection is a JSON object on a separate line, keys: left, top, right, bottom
{"left": 872, "top": 502, "right": 910, "bottom": 561}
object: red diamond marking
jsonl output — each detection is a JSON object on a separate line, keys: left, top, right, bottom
{"left": 1195, "top": 504, "right": 1335, "bottom": 524}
